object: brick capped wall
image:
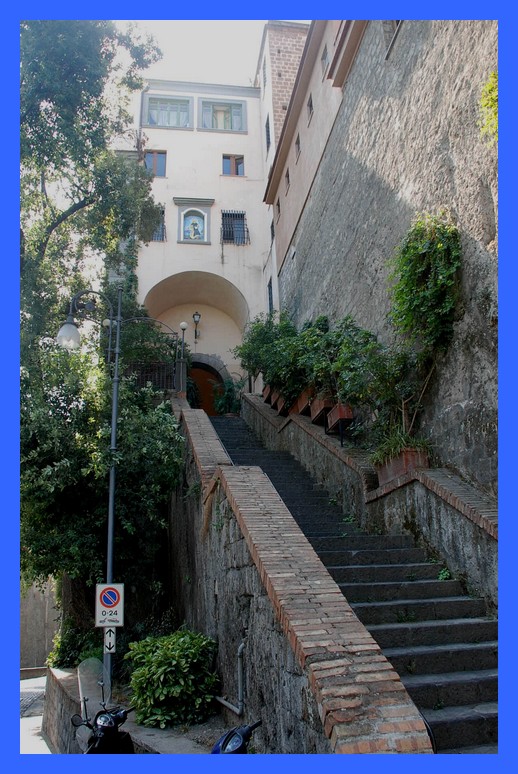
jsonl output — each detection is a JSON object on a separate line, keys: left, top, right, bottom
{"left": 169, "top": 399, "right": 433, "bottom": 754}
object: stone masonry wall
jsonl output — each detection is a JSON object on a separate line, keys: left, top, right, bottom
{"left": 169, "top": 399, "right": 433, "bottom": 753}
{"left": 268, "top": 23, "right": 309, "bottom": 143}
{"left": 241, "top": 394, "right": 497, "bottom": 611}
{"left": 278, "top": 20, "right": 498, "bottom": 495}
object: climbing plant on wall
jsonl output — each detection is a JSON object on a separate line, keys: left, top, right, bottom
{"left": 388, "top": 210, "right": 462, "bottom": 354}
{"left": 479, "top": 70, "right": 498, "bottom": 147}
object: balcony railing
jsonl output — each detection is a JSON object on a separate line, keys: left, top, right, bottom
{"left": 124, "top": 361, "right": 177, "bottom": 390}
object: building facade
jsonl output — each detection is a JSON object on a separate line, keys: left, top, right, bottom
{"left": 264, "top": 20, "right": 498, "bottom": 495}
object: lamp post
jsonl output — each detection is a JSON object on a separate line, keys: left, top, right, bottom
{"left": 192, "top": 311, "right": 201, "bottom": 340}
{"left": 56, "top": 285, "right": 178, "bottom": 678}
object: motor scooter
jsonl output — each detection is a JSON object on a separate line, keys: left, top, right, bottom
{"left": 211, "top": 719, "right": 262, "bottom": 753}
{"left": 71, "top": 656, "right": 135, "bottom": 753}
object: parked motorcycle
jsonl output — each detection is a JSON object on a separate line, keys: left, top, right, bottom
{"left": 211, "top": 720, "right": 262, "bottom": 754}
{"left": 71, "top": 656, "right": 134, "bottom": 754}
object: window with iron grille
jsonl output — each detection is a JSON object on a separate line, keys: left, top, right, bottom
{"left": 267, "top": 278, "right": 274, "bottom": 313}
{"left": 265, "top": 115, "right": 271, "bottom": 153}
{"left": 221, "top": 211, "right": 250, "bottom": 245}
{"left": 152, "top": 208, "right": 166, "bottom": 241}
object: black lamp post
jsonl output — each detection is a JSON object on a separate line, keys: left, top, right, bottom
{"left": 56, "top": 285, "right": 178, "bottom": 678}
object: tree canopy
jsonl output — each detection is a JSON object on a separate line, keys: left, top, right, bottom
{"left": 20, "top": 20, "right": 184, "bottom": 643}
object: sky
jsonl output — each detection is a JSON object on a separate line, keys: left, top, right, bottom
{"left": 117, "top": 20, "right": 309, "bottom": 86}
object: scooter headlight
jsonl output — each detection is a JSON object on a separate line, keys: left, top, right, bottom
{"left": 97, "top": 713, "right": 115, "bottom": 728}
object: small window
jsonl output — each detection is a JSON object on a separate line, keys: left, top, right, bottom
{"left": 285, "top": 168, "right": 290, "bottom": 193}
{"left": 263, "top": 58, "right": 267, "bottom": 87}
{"left": 270, "top": 219, "right": 275, "bottom": 242}
{"left": 382, "top": 20, "right": 403, "bottom": 57}
{"left": 276, "top": 198, "right": 281, "bottom": 219}
{"left": 151, "top": 208, "right": 166, "bottom": 241}
{"left": 267, "top": 278, "right": 274, "bottom": 313}
{"left": 221, "top": 211, "right": 250, "bottom": 245}
{"left": 222, "top": 155, "right": 245, "bottom": 176}
{"left": 145, "top": 151, "right": 167, "bottom": 177}
{"left": 200, "top": 99, "right": 246, "bottom": 132}
{"left": 147, "top": 97, "right": 191, "bottom": 128}
{"left": 295, "top": 134, "right": 301, "bottom": 159}
{"left": 321, "top": 44, "right": 329, "bottom": 76}
{"left": 265, "top": 115, "right": 271, "bottom": 153}
{"left": 307, "top": 94, "right": 314, "bottom": 123}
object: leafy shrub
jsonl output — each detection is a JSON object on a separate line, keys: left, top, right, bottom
{"left": 47, "top": 618, "right": 103, "bottom": 667}
{"left": 124, "top": 628, "right": 220, "bottom": 728}
{"left": 479, "top": 70, "right": 498, "bottom": 147}
{"left": 389, "top": 211, "right": 461, "bottom": 353}
{"left": 212, "top": 377, "right": 245, "bottom": 414}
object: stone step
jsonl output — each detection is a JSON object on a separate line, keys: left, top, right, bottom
{"left": 309, "top": 534, "right": 416, "bottom": 551}
{"left": 368, "top": 618, "right": 498, "bottom": 649}
{"left": 319, "top": 547, "right": 428, "bottom": 566}
{"left": 401, "top": 668, "right": 498, "bottom": 708}
{"left": 329, "top": 562, "right": 444, "bottom": 583}
{"left": 351, "top": 595, "right": 487, "bottom": 624}
{"left": 339, "top": 578, "right": 465, "bottom": 602}
{"left": 383, "top": 641, "right": 498, "bottom": 676}
{"left": 421, "top": 702, "right": 498, "bottom": 751}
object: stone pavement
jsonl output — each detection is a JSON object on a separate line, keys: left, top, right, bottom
{"left": 20, "top": 676, "right": 53, "bottom": 754}
{"left": 21, "top": 673, "right": 229, "bottom": 754}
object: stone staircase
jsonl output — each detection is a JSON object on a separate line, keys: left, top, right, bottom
{"left": 210, "top": 415, "right": 498, "bottom": 754}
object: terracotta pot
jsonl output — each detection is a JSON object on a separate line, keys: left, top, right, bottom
{"left": 262, "top": 384, "right": 272, "bottom": 403}
{"left": 376, "top": 448, "right": 429, "bottom": 487}
{"left": 310, "top": 395, "right": 334, "bottom": 425}
{"left": 289, "top": 387, "right": 315, "bottom": 416}
{"left": 327, "top": 402, "right": 353, "bottom": 433}
{"left": 270, "top": 388, "right": 281, "bottom": 409}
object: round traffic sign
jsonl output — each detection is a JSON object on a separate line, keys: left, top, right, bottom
{"left": 100, "top": 586, "right": 121, "bottom": 608}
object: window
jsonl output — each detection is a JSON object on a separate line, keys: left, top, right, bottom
{"left": 270, "top": 219, "right": 275, "bottom": 243}
{"left": 200, "top": 99, "right": 247, "bottom": 132}
{"left": 276, "top": 198, "right": 281, "bottom": 219}
{"left": 145, "top": 151, "right": 167, "bottom": 177}
{"left": 263, "top": 58, "right": 267, "bottom": 87}
{"left": 173, "top": 197, "right": 214, "bottom": 243}
{"left": 265, "top": 115, "right": 271, "bottom": 153}
{"left": 147, "top": 97, "right": 191, "bottom": 128}
{"left": 222, "top": 155, "right": 245, "bottom": 176}
{"left": 307, "top": 94, "right": 314, "bottom": 123}
{"left": 221, "top": 211, "right": 250, "bottom": 245}
{"left": 382, "top": 20, "right": 403, "bottom": 57}
{"left": 151, "top": 208, "right": 166, "bottom": 241}
{"left": 321, "top": 44, "right": 329, "bottom": 76}
{"left": 295, "top": 134, "right": 301, "bottom": 159}
{"left": 267, "top": 278, "right": 274, "bottom": 313}
{"left": 285, "top": 168, "right": 290, "bottom": 193}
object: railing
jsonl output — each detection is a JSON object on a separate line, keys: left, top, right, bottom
{"left": 124, "top": 361, "right": 177, "bottom": 390}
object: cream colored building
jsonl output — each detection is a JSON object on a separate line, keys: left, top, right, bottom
{"left": 132, "top": 23, "right": 309, "bottom": 408}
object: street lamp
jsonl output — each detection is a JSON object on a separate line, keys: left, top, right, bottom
{"left": 192, "top": 311, "right": 201, "bottom": 340}
{"left": 56, "top": 285, "right": 178, "bottom": 678}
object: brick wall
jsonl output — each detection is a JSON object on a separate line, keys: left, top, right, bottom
{"left": 169, "top": 398, "right": 433, "bottom": 753}
{"left": 268, "top": 24, "right": 309, "bottom": 142}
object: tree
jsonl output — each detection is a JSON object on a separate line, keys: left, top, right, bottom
{"left": 20, "top": 21, "right": 184, "bottom": 654}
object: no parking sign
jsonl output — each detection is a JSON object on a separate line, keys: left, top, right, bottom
{"left": 95, "top": 583, "right": 124, "bottom": 627}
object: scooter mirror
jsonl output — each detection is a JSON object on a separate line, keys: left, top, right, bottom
{"left": 71, "top": 713, "right": 86, "bottom": 728}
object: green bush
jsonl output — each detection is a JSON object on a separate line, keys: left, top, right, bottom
{"left": 212, "top": 377, "right": 245, "bottom": 414}
{"left": 124, "top": 628, "right": 220, "bottom": 728}
{"left": 479, "top": 70, "right": 498, "bottom": 147}
{"left": 47, "top": 618, "right": 103, "bottom": 668}
{"left": 389, "top": 211, "right": 461, "bottom": 353}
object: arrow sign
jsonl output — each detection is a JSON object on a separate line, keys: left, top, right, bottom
{"left": 104, "top": 627, "right": 116, "bottom": 654}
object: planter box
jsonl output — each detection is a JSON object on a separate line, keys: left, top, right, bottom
{"left": 326, "top": 402, "right": 353, "bottom": 432}
{"left": 262, "top": 384, "right": 272, "bottom": 404}
{"left": 270, "top": 388, "right": 281, "bottom": 409}
{"left": 289, "top": 388, "right": 315, "bottom": 416}
{"left": 310, "top": 395, "right": 334, "bottom": 425}
{"left": 276, "top": 395, "right": 289, "bottom": 416}
{"left": 376, "top": 448, "right": 429, "bottom": 487}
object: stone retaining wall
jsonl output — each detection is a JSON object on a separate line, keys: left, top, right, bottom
{"left": 169, "top": 398, "right": 433, "bottom": 753}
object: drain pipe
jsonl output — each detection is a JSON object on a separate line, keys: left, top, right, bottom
{"left": 216, "top": 642, "right": 245, "bottom": 716}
